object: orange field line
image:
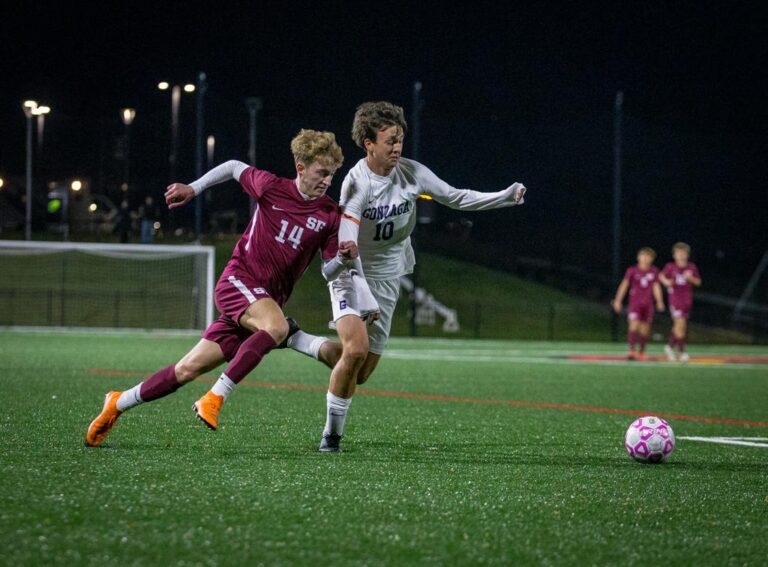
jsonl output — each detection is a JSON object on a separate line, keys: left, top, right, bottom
{"left": 87, "top": 368, "right": 768, "bottom": 428}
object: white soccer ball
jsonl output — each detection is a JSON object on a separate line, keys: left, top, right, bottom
{"left": 625, "top": 416, "right": 676, "bottom": 463}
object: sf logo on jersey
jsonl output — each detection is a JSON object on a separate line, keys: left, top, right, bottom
{"left": 638, "top": 273, "right": 655, "bottom": 287}
{"left": 306, "top": 217, "right": 326, "bottom": 232}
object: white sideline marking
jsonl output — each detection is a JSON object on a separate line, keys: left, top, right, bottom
{"left": 679, "top": 436, "right": 768, "bottom": 448}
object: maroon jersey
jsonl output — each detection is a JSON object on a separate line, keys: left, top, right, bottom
{"left": 221, "top": 167, "right": 340, "bottom": 305}
{"left": 624, "top": 265, "right": 659, "bottom": 306}
{"left": 662, "top": 262, "right": 700, "bottom": 306}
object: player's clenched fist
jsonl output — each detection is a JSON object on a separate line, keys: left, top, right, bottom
{"left": 165, "top": 183, "right": 195, "bottom": 209}
{"left": 338, "top": 240, "right": 359, "bottom": 260}
{"left": 506, "top": 182, "right": 526, "bottom": 204}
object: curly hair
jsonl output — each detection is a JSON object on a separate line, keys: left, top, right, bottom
{"left": 290, "top": 129, "right": 344, "bottom": 168}
{"left": 351, "top": 101, "right": 407, "bottom": 149}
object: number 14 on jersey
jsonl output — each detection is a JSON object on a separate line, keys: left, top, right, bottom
{"left": 274, "top": 217, "right": 327, "bottom": 250}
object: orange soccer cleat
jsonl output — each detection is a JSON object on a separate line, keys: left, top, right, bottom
{"left": 193, "top": 391, "right": 224, "bottom": 431}
{"left": 85, "top": 391, "right": 123, "bottom": 447}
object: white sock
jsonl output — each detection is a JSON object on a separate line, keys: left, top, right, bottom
{"left": 211, "top": 374, "right": 236, "bottom": 401}
{"left": 323, "top": 391, "right": 352, "bottom": 437}
{"left": 287, "top": 330, "right": 328, "bottom": 360}
{"left": 116, "top": 384, "right": 144, "bottom": 411}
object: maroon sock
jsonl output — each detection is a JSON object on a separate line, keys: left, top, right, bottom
{"left": 628, "top": 331, "right": 637, "bottom": 351}
{"left": 678, "top": 337, "right": 686, "bottom": 353}
{"left": 638, "top": 334, "right": 648, "bottom": 354}
{"left": 223, "top": 330, "right": 277, "bottom": 384}
{"left": 139, "top": 365, "right": 181, "bottom": 402}
{"left": 668, "top": 335, "right": 677, "bottom": 348}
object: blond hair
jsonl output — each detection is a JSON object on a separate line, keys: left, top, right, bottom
{"left": 290, "top": 129, "right": 343, "bottom": 168}
{"left": 672, "top": 242, "right": 691, "bottom": 254}
{"left": 638, "top": 247, "right": 657, "bottom": 260}
{"left": 351, "top": 101, "right": 407, "bottom": 149}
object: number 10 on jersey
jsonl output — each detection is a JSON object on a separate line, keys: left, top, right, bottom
{"left": 374, "top": 221, "right": 394, "bottom": 241}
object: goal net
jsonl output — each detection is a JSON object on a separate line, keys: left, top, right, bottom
{"left": 0, "top": 241, "right": 215, "bottom": 331}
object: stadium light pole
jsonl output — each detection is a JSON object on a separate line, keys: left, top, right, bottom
{"left": 194, "top": 72, "right": 208, "bottom": 242}
{"left": 611, "top": 91, "right": 624, "bottom": 342}
{"left": 23, "top": 100, "right": 50, "bottom": 241}
{"left": 246, "top": 97, "right": 263, "bottom": 215}
{"left": 158, "top": 81, "right": 195, "bottom": 183}
{"left": 120, "top": 108, "right": 136, "bottom": 191}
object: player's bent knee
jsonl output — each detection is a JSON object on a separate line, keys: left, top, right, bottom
{"left": 342, "top": 344, "right": 368, "bottom": 366}
{"left": 263, "top": 319, "right": 289, "bottom": 345}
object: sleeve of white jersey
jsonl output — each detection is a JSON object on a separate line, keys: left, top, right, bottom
{"left": 190, "top": 160, "right": 250, "bottom": 196}
{"left": 415, "top": 162, "right": 525, "bottom": 211}
{"left": 339, "top": 176, "right": 367, "bottom": 220}
{"left": 321, "top": 216, "right": 362, "bottom": 281}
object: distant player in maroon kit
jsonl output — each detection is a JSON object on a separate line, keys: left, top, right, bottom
{"left": 612, "top": 247, "right": 665, "bottom": 360}
{"left": 86, "top": 129, "right": 354, "bottom": 447}
{"left": 660, "top": 242, "right": 702, "bottom": 362}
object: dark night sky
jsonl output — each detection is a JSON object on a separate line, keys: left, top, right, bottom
{"left": 1, "top": 1, "right": 766, "bottom": 291}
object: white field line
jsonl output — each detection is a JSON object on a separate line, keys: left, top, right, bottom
{"left": 679, "top": 436, "right": 768, "bottom": 448}
{"left": 384, "top": 350, "right": 766, "bottom": 370}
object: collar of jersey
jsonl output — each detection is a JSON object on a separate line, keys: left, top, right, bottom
{"left": 293, "top": 178, "right": 314, "bottom": 201}
{"left": 363, "top": 160, "right": 394, "bottom": 183}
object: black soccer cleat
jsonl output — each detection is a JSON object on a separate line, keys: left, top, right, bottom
{"left": 276, "top": 317, "right": 301, "bottom": 349}
{"left": 319, "top": 433, "right": 342, "bottom": 453}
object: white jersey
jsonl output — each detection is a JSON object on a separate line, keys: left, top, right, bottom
{"left": 340, "top": 157, "right": 525, "bottom": 280}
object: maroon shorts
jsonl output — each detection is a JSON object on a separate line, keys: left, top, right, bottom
{"left": 202, "top": 273, "right": 276, "bottom": 361}
{"left": 628, "top": 302, "right": 654, "bottom": 324}
{"left": 214, "top": 273, "right": 276, "bottom": 324}
{"left": 202, "top": 317, "right": 251, "bottom": 362}
{"left": 669, "top": 301, "right": 692, "bottom": 320}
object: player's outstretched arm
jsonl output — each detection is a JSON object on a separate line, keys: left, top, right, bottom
{"left": 415, "top": 163, "right": 526, "bottom": 211}
{"left": 612, "top": 279, "right": 629, "bottom": 313}
{"left": 321, "top": 216, "right": 361, "bottom": 281}
{"left": 166, "top": 160, "right": 250, "bottom": 209}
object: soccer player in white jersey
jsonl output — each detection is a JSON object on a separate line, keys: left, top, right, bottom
{"left": 287, "top": 101, "right": 527, "bottom": 452}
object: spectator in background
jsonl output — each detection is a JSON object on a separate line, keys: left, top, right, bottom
{"left": 138, "top": 196, "right": 159, "bottom": 244}
{"left": 115, "top": 199, "right": 134, "bottom": 243}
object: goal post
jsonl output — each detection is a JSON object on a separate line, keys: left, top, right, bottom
{"left": 0, "top": 240, "right": 215, "bottom": 331}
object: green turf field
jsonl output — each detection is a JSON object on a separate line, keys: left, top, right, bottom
{"left": 1, "top": 331, "right": 767, "bottom": 565}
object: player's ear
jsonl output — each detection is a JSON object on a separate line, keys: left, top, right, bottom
{"left": 363, "top": 138, "right": 375, "bottom": 152}
{"left": 296, "top": 161, "right": 306, "bottom": 176}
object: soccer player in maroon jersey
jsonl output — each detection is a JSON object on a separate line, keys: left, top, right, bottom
{"left": 612, "top": 247, "right": 666, "bottom": 360}
{"left": 86, "top": 129, "right": 355, "bottom": 447}
{"left": 659, "top": 242, "right": 702, "bottom": 362}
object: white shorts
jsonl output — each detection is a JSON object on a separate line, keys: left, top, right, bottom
{"left": 329, "top": 274, "right": 401, "bottom": 355}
